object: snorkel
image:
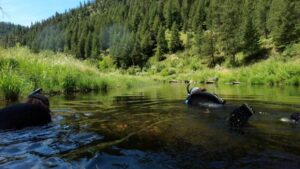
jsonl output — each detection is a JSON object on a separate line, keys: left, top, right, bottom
{"left": 28, "top": 88, "right": 43, "bottom": 97}
{"left": 186, "top": 83, "right": 191, "bottom": 95}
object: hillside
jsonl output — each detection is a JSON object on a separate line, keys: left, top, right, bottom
{"left": 0, "top": 0, "right": 300, "bottom": 69}
{"left": 0, "top": 22, "right": 27, "bottom": 47}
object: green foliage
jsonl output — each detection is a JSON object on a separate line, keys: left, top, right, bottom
{"left": 220, "top": 0, "right": 243, "bottom": 66}
{"left": 155, "top": 26, "right": 168, "bottom": 61}
{"left": 201, "top": 30, "right": 217, "bottom": 66}
{"left": 242, "top": 0, "right": 260, "bottom": 56}
{"left": 256, "top": 0, "right": 272, "bottom": 38}
{"left": 268, "top": 0, "right": 300, "bottom": 48}
{"left": 0, "top": 71, "right": 24, "bottom": 101}
{"left": 109, "top": 26, "right": 135, "bottom": 68}
{"left": 169, "top": 22, "right": 183, "bottom": 53}
{"left": 0, "top": 0, "right": 299, "bottom": 69}
{"left": 0, "top": 47, "right": 154, "bottom": 100}
{"left": 98, "top": 55, "right": 116, "bottom": 71}
{"left": 145, "top": 47, "right": 300, "bottom": 86}
{"left": 282, "top": 43, "right": 300, "bottom": 57}
{"left": 63, "top": 73, "right": 78, "bottom": 93}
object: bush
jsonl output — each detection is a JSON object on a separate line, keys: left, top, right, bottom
{"left": 98, "top": 55, "right": 116, "bottom": 71}
{"left": 0, "top": 72, "right": 24, "bottom": 101}
{"left": 283, "top": 43, "right": 300, "bottom": 58}
{"left": 63, "top": 73, "right": 78, "bottom": 93}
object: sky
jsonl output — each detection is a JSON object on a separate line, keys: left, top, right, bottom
{"left": 0, "top": 0, "right": 86, "bottom": 26}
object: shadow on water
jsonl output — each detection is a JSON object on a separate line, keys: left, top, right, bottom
{"left": 0, "top": 84, "right": 300, "bottom": 168}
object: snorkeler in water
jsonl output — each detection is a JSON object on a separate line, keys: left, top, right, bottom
{"left": 0, "top": 88, "right": 51, "bottom": 130}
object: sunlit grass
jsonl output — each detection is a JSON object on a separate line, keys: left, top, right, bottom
{"left": 0, "top": 47, "right": 154, "bottom": 100}
{"left": 144, "top": 45, "right": 300, "bottom": 86}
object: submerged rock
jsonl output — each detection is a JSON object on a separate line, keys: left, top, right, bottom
{"left": 229, "top": 103, "right": 255, "bottom": 128}
{"left": 290, "top": 113, "right": 300, "bottom": 122}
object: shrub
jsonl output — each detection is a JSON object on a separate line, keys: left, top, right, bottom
{"left": 63, "top": 73, "right": 78, "bottom": 93}
{"left": 0, "top": 72, "right": 24, "bottom": 101}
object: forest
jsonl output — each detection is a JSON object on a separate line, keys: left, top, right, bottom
{"left": 0, "top": 0, "right": 299, "bottom": 69}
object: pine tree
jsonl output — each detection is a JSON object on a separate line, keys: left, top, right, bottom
{"left": 243, "top": 0, "right": 260, "bottom": 55}
{"left": 185, "top": 32, "right": 193, "bottom": 49}
{"left": 191, "top": 0, "right": 206, "bottom": 31}
{"left": 181, "top": 0, "right": 191, "bottom": 32}
{"left": 202, "top": 30, "right": 217, "bottom": 66}
{"left": 194, "top": 28, "right": 204, "bottom": 53}
{"left": 256, "top": 0, "right": 272, "bottom": 38}
{"left": 220, "top": 0, "right": 243, "bottom": 66}
{"left": 85, "top": 31, "right": 92, "bottom": 58}
{"left": 139, "top": 29, "right": 155, "bottom": 64}
{"left": 155, "top": 26, "right": 168, "bottom": 61}
{"left": 268, "top": 0, "right": 299, "bottom": 48}
{"left": 169, "top": 22, "right": 183, "bottom": 53}
{"left": 77, "top": 31, "right": 86, "bottom": 59}
{"left": 204, "top": 0, "right": 221, "bottom": 64}
{"left": 164, "top": 0, "right": 181, "bottom": 29}
{"left": 91, "top": 33, "right": 100, "bottom": 59}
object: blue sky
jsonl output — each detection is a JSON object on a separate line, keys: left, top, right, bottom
{"left": 0, "top": 0, "right": 86, "bottom": 26}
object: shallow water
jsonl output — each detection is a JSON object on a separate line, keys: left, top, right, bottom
{"left": 0, "top": 84, "right": 300, "bottom": 169}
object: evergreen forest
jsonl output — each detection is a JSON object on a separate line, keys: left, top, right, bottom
{"left": 0, "top": 0, "right": 299, "bottom": 68}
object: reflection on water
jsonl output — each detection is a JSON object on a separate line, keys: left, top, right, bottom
{"left": 0, "top": 84, "right": 300, "bottom": 169}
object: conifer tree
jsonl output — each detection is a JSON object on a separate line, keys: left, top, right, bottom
{"left": 85, "top": 31, "right": 92, "bottom": 58}
{"left": 194, "top": 28, "right": 204, "bottom": 53}
{"left": 77, "top": 31, "right": 86, "bottom": 59}
{"left": 202, "top": 30, "right": 216, "bottom": 66}
{"left": 220, "top": 0, "right": 243, "bottom": 66}
{"left": 243, "top": 0, "right": 260, "bottom": 55}
{"left": 91, "top": 34, "right": 100, "bottom": 59}
{"left": 169, "top": 22, "right": 183, "bottom": 53}
{"left": 155, "top": 26, "right": 168, "bottom": 61}
{"left": 256, "top": 0, "right": 272, "bottom": 38}
{"left": 191, "top": 0, "right": 206, "bottom": 31}
{"left": 268, "top": 0, "right": 299, "bottom": 48}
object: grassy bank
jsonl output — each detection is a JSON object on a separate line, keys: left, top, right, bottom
{"left": 0, "top": 47, "right": 153, "bottom": 101}
{"left": 143, "top": 43, "right": 300, "bottom": 86}
{"left": 1, "top": 43, "right": 299, "bottom": 101}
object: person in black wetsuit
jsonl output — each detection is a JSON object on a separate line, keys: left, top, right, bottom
{"left": 0, "top": 89, "right": 51, "bottom": 130}
{"left": 185, "top": 84, "right": 254, "bottom": 128}
{"left": 185, "top": 83, "right": 225, "bottom": 105}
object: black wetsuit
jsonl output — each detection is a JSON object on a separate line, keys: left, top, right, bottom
{"left": 0, "top": 103, "right": 51, "bottom": 130}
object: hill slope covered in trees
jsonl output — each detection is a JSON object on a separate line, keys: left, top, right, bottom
{"left": 1, "top": 0, "right": 300, "bottom": 68}
{"left": 0, "top": 22, "right": 27, "bottom": 47}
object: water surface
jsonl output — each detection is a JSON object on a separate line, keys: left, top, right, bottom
{"left": 0, "top": 84, "right": 300, "bottom": 169}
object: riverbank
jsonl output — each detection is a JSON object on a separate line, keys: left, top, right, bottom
{"left": 0, "top": 47, "right": 153, "bottom": 101}
{"left": 143, "top": 44, "right": 300, "bottom": 86}
{"left": 1, "top": 45, "right": 299, "bottom": 101}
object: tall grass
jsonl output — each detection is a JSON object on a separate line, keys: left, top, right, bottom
{"left": 0, "top": 47, "right": 154, "bottom": 101}
{"left": 143, "top": 46, "right": 300, "bottom": 86}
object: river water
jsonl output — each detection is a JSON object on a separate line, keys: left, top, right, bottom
{"left": 0, "top": 84, "right": 300, "bottom": 169}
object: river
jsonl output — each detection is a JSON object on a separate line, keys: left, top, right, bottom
{"left": 0, "top": 84, "right": 300, "bottom": 169}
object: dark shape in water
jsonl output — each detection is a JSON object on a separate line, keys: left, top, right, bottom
{"left": 0, "top": 88, "right": 51, "bottom": 130}
{"left": 185, "top": 84, "right": 225, "bottom": 106}
{"left": 0, "top": 103, "right": 51, "bottom": 130}
{"left": 229, "top": 103, "right": 255, "bottom": 128}
{"left": 186, "top": 92, "right": 226, "bottom": 106}
{"left": 290, "top": 113, "right": 300, "bottom": 122}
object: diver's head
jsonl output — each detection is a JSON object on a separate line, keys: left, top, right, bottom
{"left": 26, "top": 89, "right": 50, "bottom": 109}
{"left": 27, "top": 94, "right": 50, "bottom": 109}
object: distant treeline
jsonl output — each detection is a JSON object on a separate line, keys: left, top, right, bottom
{"left": 0, "top": 22, "right": 27, "bottom": 47}
{"left": 1, "top": 0, "right": 299, "bottom": 68}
